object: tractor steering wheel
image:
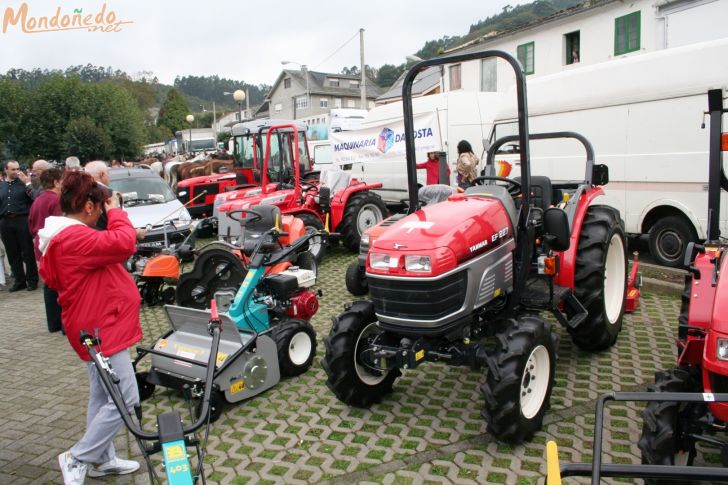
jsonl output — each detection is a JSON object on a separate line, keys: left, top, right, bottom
{"left": 227, "top": 208, "right": 264, "bottom": 224}
{"left": 470, "top": 176, "right": 522, "bottom": 196}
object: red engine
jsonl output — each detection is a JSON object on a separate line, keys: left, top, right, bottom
{"left": 287, "top": 290, "right": 319, "bottom": 321}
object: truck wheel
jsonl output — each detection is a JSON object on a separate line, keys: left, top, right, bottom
{"left": 272, "top": 318, "right": 317, "bottom": 378}
{"left": 322, "top": 300, "right": 400, "bottom": 407}
{"left": 648, "top": 216, "right": 697, "bottom": 268}
{"left": 481, "top": 316, "right": 556, "bottom": 444}
{"left": 568, "top": 205, "right": 627, "bottom": 351}
{"left": 296, "top": 213, "right": 327, "bottom": 263}
{"left": 638, "top": 368, "right": 702, "bottom": 483}
{"left": 345, "top": 260, "right": 368, "bottom": 296}
{"left": 338, "top": 192, "right": 387, "bottom": 252}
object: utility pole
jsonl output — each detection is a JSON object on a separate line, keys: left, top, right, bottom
{"left": 360, "top": 28, "right": 366, "bottom": 109}
{"left": 245, "top": 87, "right": 250, "bottom": 119}
{"left": 212, "top": 101, "right": 217, "bottom": 138}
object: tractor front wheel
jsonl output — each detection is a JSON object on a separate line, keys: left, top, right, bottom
{"left": 481, "top": 316, "right": 557, "bottom": 444}
{"left": 338, "top": 192, "right": 387, "bottom": 251}
{"left": 345, "top": 260, "right": 368, "bottom": 296}
{"left": 272, "top": 318, "right": 317, "bottom": 378}
{"left": 322, "top": 300, "right": 400, "bottom": 407}
{"left": 568, "top": 205, "right": 627, "bottom": 351}
{"left": 638, "top": 367, "right": 703, "bottom": 484}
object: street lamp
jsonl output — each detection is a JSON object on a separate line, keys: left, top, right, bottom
{"left": 186, "top": 114, "right": 194, "bottom": 154}
{"left": 233, "top": 89, "right": 246, "bottom": 122}
{"left": 281, "top": 60, "right": 309, "bottom": 117}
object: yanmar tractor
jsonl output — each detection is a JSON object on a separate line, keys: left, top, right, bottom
{"left": 216, "top": 123, "right": 388, "bottom": 259}
{"left": 545, "top": 89, "right": 728, "bottom": 484}
{"left": 176, "top": 119, "right": 314, "bottom": 220}
{"left": 322, "top": 50, "right": 629, "bottom": 444}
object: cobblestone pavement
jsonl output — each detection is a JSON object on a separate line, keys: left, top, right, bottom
{"left": 0, "top": 246, "right": 719, "bottom": 484}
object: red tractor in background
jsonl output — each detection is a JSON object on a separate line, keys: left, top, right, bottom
{"left": 176, "top": 119, "right": 314, "bottom": 222}
{"left": 322, "top": 50, "right": 629, "bottom": 444}
{"left": 216, "top": 123, "right": 388, "bottom": 259}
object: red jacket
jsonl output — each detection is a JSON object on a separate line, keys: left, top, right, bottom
{"left": 39, "top": 209, "right": 142, "bottom": 360}
{"left": 416, "top": 159, "right": 450, "bottom": 186}
{"left": 28, "top": 190, "right": 61, "bottom": 261}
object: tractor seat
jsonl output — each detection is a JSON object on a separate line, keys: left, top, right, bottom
{"left": 464, "top": 184, "right": 517, "bottom": 231}
{"left": 241, "top": 205, "right": 282, "bottom": 255}
{"left": 514, "top": 176, "right": 554, "bottom": 213}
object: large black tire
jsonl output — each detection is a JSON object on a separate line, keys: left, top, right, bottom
{"left": 271, "top": 318, "right": 317, "bottom": 377}
{"left": 481, "top": 316, "right": 557, "bottom": 444}
{"left": 648, "top": 215, "right": 698, "bottom": 268}
{"left": 295, "top": 213, "right": 327, "bottom": 263}
{"left": 568, "top": 205, "right": 627, "bottom": 351}
{"left": 638, "top": 367, "right": 703, "bottom": 484}
{"left": 338, "top": 192, "right": 388, "bottom": 252}
{"left": 175, "top": 248, "right": 246, "bottom": 309}
{"left": 322, "top": 300, "right": 401, "bottom": 407}
{"left": 345, "top": 260, "right": 368, "bottom": 296}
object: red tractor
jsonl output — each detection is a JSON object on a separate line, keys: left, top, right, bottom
{"left": 216, "top": 123, "right": 388, "bottom": 259}
{"left": 176, "top": 119, "right": 315, "bottom": 220}
{"left": 322, "top": 50, "right": 629, "bottom": 444}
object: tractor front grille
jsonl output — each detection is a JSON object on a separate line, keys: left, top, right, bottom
{"left": 192, "top": 183, "right": 220, "bottom": 204}
{"left": 711, "top": 372, "right": 728, "bottom": 393}
{"left": 369, "top": 271, "right": 467, "bottom": 321}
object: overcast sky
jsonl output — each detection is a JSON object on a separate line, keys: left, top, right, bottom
{"left": 0, "top": 0, "right": 529, "bottom": 86}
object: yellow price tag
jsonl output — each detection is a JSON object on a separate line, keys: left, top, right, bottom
{"left": 415, "top": 349, "right": 425, "bottom": 361}
{"left": 216, "top": 352, "right": 228, "bottom": 365}
{"left": 230, "top": 380, "right": 245, "bottom": 394}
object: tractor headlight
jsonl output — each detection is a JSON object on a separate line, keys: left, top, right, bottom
{"left": 178, "top": 190, "right": 187, "bottom": 197}
{"left": 370, "top": 252, "right": 397, "bottom": 270}
{"left": 717, "top": 339, "right": 728, "bottom": 361}
{"left": 361, "top": 233, "right": 370, "bottom": 246}
{"left": 404, "top": 255, "right": 431, "bottom": 273}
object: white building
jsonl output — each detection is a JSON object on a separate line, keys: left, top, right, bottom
{"left": 436, "top": 0, "right": 727, "bottom": 94}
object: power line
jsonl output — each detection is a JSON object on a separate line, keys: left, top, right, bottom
{"left": 313, "top": 30, "right": 360, "bottom": 70}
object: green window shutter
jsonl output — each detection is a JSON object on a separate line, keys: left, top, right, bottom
{"left": 615, "top": 11, "right": 640, "bottom": 55}
{"left": 517, "top": 42, "right": 534, "bottom": 75}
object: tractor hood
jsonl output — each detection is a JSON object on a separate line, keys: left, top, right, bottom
{"left": 369, "top": 194, "right": 515, "bottom": 275}
{"left": 218, "top": 187, "right": 295, "bottom": 213}
{"left": 177, "top": 172, "right": 236, "bottom": 188}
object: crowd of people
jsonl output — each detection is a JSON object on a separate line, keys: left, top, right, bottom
{"left": 1, "top": 157, "right": 143, "bottom": 484}
{"left": 415, "top": 139, "right": 480, "bottom": 190}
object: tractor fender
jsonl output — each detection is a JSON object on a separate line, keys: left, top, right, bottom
{"left": 329, "top": 182, "right": 383, "bottom": 228}
{"left": 703, "top": 258, "right": 728, "bottom": 421}
{"left": 637, "top": 198, "right": 703, "bottom": 239}
{"left": 554, "top": 186, "right": 604, "bottom": 289}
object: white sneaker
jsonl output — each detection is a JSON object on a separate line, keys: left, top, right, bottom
{"left": 58, "top": 451, "right": 88, "bottom": 485}
{"left": 87, "top": 456, "right": 140, "bottom": 477}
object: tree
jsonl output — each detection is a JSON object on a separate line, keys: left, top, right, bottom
{"left": 157, "top": 89, "right": 189, "bottom": 135}
{"left": 0, "top": 80, "right": 29, "bottom": 159}
{"left": 376, "top": 64, "right": 405, "bottom": 89}
{"left": 63, "top": 117, "right": 112, "bottom": 162}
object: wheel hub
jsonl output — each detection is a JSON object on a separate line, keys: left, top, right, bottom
{"left": 520, "top": 344, "right": 550, "bottom": 420}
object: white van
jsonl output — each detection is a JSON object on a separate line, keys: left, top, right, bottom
{"left": 332, "top": 91, "right": 506, "bottom": 203}
{"left": 329, "top": 108, "right": 368, "bottom": 132}
{"left": 490, "top": 37, "right": 728, "bottom": 267}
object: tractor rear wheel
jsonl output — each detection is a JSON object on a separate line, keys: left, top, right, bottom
{"left": 568, "top": 205, "right": 627, "bottom": 351}
{"left": 638, "top": 367, "right": 702, "bottom": 484}
{"left": 481, "top": 316, "right": 557, "bottom": 444}
{"left": 322, "top": 300, "right": 400, "bottom": 407}
{"left": 295, "top": 250, "right": 317, "bottom": 274}
{"left": 338, "top": 192, "right": 387, "bottom": 251}
{"left": 296, "top": 213, "right": 327, "bottom": 263}
{"left": 272, "top": 318, "right": 317, "bottom": 377}
{"left": 345, "top": 260, "right": 368, "bottom": 296}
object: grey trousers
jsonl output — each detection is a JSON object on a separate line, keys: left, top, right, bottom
{"left": 71, "top": 350, "right": 139, "bottom": 464}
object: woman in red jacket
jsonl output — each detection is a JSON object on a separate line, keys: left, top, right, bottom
{"left": 39, "top": 171, "right": 141, "bottom": 485}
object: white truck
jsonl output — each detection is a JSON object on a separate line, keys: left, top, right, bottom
{"left": 334, "top": 37, "right": 728, "bottom": 267}
{"left": 492, "top": 37, "right": 728, "bottom": 267}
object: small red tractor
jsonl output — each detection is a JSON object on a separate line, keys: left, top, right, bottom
{"left": 216, "top": 123, "right": 388, "bottom": 259}
{"left": 544, "top": 89, "right": 728, "bottom": 484}
{"left": 322, "top": 50, "right": 629, "bottom": 444}
{"left": 176, "top": 119, "right": 315, "bottom": 220}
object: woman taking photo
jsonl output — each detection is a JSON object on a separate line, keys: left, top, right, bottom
{"left": 38, "top": 170, "right": 141, "bottom": 485}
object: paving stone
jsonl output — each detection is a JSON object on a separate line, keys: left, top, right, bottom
{"left": 0, "top": 245, "right": 699, "bottom": 484}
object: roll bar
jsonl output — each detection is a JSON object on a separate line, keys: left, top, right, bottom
{"left": 402, "top": 51, "right": 531, "bottom": 214}
{"left": 261, "top": 124, "right": 302, "bottom": 200}
{"left": 487, "top": 131, "right": 596, "bottom": 184}
{"left": 707, "top": 88, "right": 727, "bottom": 242}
